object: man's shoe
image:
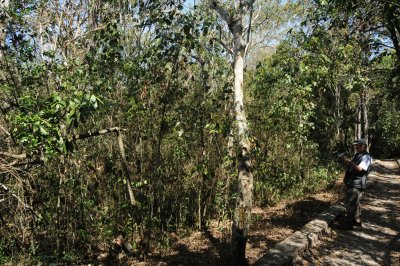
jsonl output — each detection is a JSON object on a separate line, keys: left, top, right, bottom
{"left": 353, "top": 220, "right": 362, "bottom": 227}
{"left": 336, "top": 221, "right": 354, "bottom": 230}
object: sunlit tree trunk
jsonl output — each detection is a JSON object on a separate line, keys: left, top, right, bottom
{"left": 210, "top": 1, "right": 255, "bottom": 264}
{"left": 232, "top": 37, "right": 254, "bottom": 265}
{"left": 334, "top": 85, "right": 341, "bottom": 141}
{"left": 362, "top": 90, "right": 369, "bottom": 149}
{"left": 355, "top": 98, "right": 362, "bottom": 140}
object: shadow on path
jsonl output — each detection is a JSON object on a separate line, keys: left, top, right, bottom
{"left": 296, "top": 160, "right": 400, "bottom": 266}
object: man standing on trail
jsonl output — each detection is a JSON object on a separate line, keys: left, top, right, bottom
{"left": 339, "top": 139, "right": 372, "bottom": 229}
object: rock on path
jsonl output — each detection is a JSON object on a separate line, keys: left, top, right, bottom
{"left": 294, "top": 160, "right": 400, "bottom": 266}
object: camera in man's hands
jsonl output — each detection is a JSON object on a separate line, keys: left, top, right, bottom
{"left": 337, "top": 152, "right": 349, "bottom": 164}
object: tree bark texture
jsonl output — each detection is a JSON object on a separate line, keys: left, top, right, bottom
{"left": 210, "top": 1, "right": 255, "bottom": 264}
{"left": 355, "top": 99, "right": 362, "bottom": 140}
{"left": 231, "top": 46, "right": 254, "bottom": 265}
{"left": 362, "top": 91, "right": 368, "bottom": 140}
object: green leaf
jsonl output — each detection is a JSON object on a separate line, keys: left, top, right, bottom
{"left": 39, "top": 126, "right": 48, "bottom": 135}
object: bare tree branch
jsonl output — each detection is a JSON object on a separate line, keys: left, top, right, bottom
{"left": 245, "top": 5, "right": 255, "bottom": 56}
{"left": 0, "top": 182, "right": 42, "bottom": 219}
{"left": 0, "top": 152, "right": 27, "bottom": 160}
{"left": 212, "top": 37, "right": 234, "bottom": 55}
{"left": 0, "top": 125, "right": 11, "bottom": 136}
{"left": 71, "top": 127, "right": 127, "bottom": 141}
{"left": 117, "top": 132, "right": 137, "bottom": 207}
{"left": 64, "top": 23, "right": 110, "bottom": 45}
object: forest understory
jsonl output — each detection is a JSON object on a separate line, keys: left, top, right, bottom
{"left": 101, "top": 178, "right": 343, "bottom": 266}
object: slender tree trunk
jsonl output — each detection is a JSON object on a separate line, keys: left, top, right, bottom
{"left": 362, "top": 90, "right": 369, "bottom": 148}
{"left": 231, "top": 43, "right": 254, "bottom": 265}
{"left": 355, "top": 98, "right": 362, "bottom": 140}
{"left": 223, "top": 94, "right": 235, "bottom": 221}
{"left": 230, "top": 12, "right": 254, "bottom": 266}
{"left": 117, "top": 132, "right": 136, "bottom": 207}
{"left": 210, "top": 1, "right": 256, "bottom": 264}
{"left": 360, "top": 92, "right": 365, "bottom": 139}
{"left": 359, "top": 90, "right": 369, "bottom": 142}
{"left": 199, "top": 58, "right": 208, "bottom": 230}
{"left": 56, "top": 157, "right": 66, "bottom": 261}
{"left": 334, "top": 85, "right": 341, "bottom": 141}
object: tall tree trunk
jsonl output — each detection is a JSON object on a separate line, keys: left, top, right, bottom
{"left": 222, "top": 94, "right": 235, "bottom": 224}
{"left": 360, "top": 92, "right": 365, "bottom": 139}
{"left": 355, "top": 99, "right": 362, "bottom": 140}
{"left": 358, "top": 90, "right": 369, "bottom": 142}
{"left": 210, "top": 1, "right": 256, "bottom": 264}
{"left": 334, "top": 85, "right": 341, "bottom": 141}
{"left": 231, "top": 39, "right": 253, "bottom": 265}
{"left": 362, "top": 90, "right": 369, "bottom": 149}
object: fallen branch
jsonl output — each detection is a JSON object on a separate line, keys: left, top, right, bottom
{"left": 0, "top": 152, "right": 27, "bottom": 160}
{"left": 0, "top": 125, "right": 11, "bottom": 136}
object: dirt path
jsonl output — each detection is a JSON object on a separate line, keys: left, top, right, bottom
{"left": 294, "top": 160, "right": 400, "bottom": 266}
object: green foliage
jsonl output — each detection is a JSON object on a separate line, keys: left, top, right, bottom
{"left": 250, "top": 38, "right": 326, "bottom": 204}
{"left": 0, "top": 242, "right": 6, "bottom": 265}
{"left": 9, "top": 90, "right": 99, "bottom": 156}
{"left": 374, "top": 100, "right": 400, "bottom": 157}
{"left": 249, "top": 4, "right": 384, "bottom": 204}
{"left": 1, "top": 0, "right": 400, "bottom": 264}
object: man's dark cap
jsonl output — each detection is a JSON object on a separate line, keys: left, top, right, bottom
{"left": 353, "top": 139, "right": 367, "bottom": 145}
